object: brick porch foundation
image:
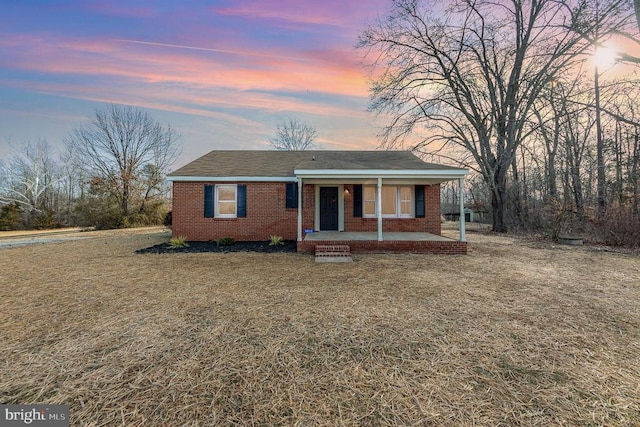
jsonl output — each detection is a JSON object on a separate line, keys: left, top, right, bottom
{"left": 297, "top": 240, "right": 467, "bottom": 254}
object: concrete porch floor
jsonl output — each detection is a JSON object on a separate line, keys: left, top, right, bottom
{"left": 303, "top": 231, "right": 455, "bottom": 242}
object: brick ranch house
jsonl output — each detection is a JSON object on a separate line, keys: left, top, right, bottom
{"left": 167, "top": 150, "right": 469, "bottom": 254}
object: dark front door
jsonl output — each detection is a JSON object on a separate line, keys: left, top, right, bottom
{"left": 319, "top": 187, "right": 339, "bottom": 230}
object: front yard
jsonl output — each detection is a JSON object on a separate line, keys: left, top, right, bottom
{"left": 1, "top": 227, "right": 638, "bottom": 425}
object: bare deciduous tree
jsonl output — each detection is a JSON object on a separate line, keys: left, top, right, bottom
{"left": 65, "top": 104, "right": 180, "bottom": 224}
{"left": 359, "top": 0, "right": 632, "bottom": 232}
{"left": 269, "top": 118, "right": 318, "bottom": 151}
{"left": 0, "top": 139, "right": 60, "bottom": 214}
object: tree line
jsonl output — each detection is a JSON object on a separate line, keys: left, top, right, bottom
{"left": 0, "top": 105, "right": 324, "bottom": 231}
{"left": 360, "top": 0, "right": 639, "bottom": 247}
{"left": 0, "top": 105, "right": 180, "bottom": 230}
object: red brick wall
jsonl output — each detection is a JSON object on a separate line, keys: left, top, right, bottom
{"left": 302, "top": 183, "right": 315, "bottom": 232}
{"left": 342, "top": 184, "right": 441, "bottom": 234}
{"left": 172, "top": 182, "right": 443, "bottom": 241}
{"left": 172, "top": 181, "right": 298, "bottom": 241}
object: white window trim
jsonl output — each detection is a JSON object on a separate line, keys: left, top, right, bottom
{"left": 363, "top": 186, "right": 376, "bottom": 217}
{"left": 399, "top": 186, "right": 413, "bottom": 218}
{"left": 363, "top": 185, "right": 414, "bottom": 219}
{"left": 215, "top": 184, "right": 237, "bottom": 218}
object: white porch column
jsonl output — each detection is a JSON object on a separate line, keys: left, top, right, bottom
{"left": 458, "top": 177, "right": 466, "bottom": 242}
{"left": 297, "top": 178, "right": 303, "bottom": 241}
{"left": 377, "top": 177, "right": 383, "bottom": 241}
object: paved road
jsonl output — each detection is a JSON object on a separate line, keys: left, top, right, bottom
{"left": 0, "top": 229, "right": 89, "bottom": 249}
{"left": 0, "top": 227, "right": 166, "bottom": 249}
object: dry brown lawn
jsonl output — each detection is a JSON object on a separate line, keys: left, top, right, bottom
{"left": 1, "top": 226, "right": 639, "bottom": 426}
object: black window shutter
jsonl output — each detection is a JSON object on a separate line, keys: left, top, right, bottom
{"left": 285, "top": 183, "right": 298, "bottom": 209}
{"left": 204, "top": 185, "right": 214, "bottom": 218}
{"left": 353, "top": 184, "right": 362, "bottom": 217}
{"left": 237, "top": 185, "right": 247, "bottom": 217}
{"left": 415, "top": 186, "right": 425, "bottom": 218}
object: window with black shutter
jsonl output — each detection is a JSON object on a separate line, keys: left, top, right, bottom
{"left": 353, "top": 184, "right": 362, "bottom": 217}
{"left": 237, "top": 185, "right": 246, "bottom": 217}
{"left": 204, "top": 185, "right": 214, "bottom": 218}
{"left": 285, "top": 182, "right": 298, "bottom": 209}
{"left": 205, "top": 184, "right": 246, "bottom": 218}
{"left": 415, "top": 186, "right": 425, "bottom": 218}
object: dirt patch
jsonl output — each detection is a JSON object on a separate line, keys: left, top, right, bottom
{"left": 1, "top": 227, "right": 639, "bottom": 426}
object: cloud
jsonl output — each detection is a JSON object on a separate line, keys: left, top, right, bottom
{"left": 84, "top": 1, "right": 156, "bottom": 18}
{"left": 0, "top": 1, "right": 389, "bottom": 158}
{"left": 0, "top": 33, "right": 370, "bottom": 100}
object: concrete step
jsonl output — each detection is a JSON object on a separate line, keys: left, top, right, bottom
{"left": 316, "top": 256, "right": 353, "bottom": 263}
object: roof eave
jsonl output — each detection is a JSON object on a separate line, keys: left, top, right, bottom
{"left": 294, "top": 168, "right": 468, "bottom": 180}
{"left": 166, "top": 176, "right": 298, "bottom": 182}
{"left": 167, "top": 168, "right": 469, "bottom": 182}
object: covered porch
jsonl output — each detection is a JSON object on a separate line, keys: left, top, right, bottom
{"left": 292, "top": 157, "right": 468, "bottom": 254}
{"left": 293, "top": 178, "right": 468, "bottom": 253}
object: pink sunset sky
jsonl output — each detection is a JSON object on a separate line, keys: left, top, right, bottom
{"left": 0, "top": 0, "right": 391, "bottom": 167}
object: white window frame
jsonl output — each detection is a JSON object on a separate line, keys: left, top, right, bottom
{"left": 215, "top": 184, "right": 237, "bottom": 218}
{"left": 363, "top": 185, "right": 376, "bottom": 217}
{"left": 399, "top": 186, "right": 413, "bottom": 217}
{"left": 363, "top": 185, "right": 413, "bottom": 218}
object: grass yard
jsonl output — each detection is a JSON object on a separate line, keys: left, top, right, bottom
{"left": 1, "top": 227, "right": 639, "bottom": 426}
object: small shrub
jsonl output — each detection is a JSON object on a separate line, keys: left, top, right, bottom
{"left": 163, "top": 211, "right": 172, "bottom": 228}
{"left": 33, "top": 209, "right": 63, "bottom": 230}
{"left": 73, "top": 198, "right": 121, "bottom": 230}
{"left": 0, "top": 203, "right": 22, "bottom": 231}
{"left": 216, "top": 237, "right": 235, "bottom": 247}
{"left": 269, "top": 235, "right": 284, "bottom": 246}
{"left": 591, "top": 206, "right": 640, "bottom": 248}
{"left": 120, "top": 215, "right": 132, "bottom": 228}
{"left": 130, "top": 201, "right": 169, "bottom": 227}
{"left": 168, "top": 235, "right": 189, "bottom": 248}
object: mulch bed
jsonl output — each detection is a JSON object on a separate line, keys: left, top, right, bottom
{"left": 136, "top": 240, "right": 297, "bottom": 254}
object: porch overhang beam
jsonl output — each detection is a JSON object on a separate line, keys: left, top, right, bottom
{"left": 294, "top": 169, "right": 467, "bottom": 182}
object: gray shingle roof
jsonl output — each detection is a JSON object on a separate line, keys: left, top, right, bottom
{"left": 169, "top": 150, "right": 464, "bottom": 177}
